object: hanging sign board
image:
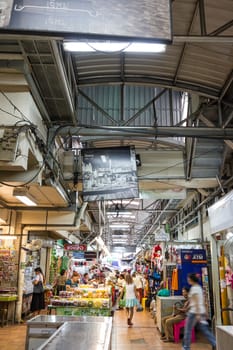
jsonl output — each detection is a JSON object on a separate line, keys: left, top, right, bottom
{"left": 81, "top": 146, "right": 138, "bottom": 202}
{"left": 208, "top": 190, "right": 233, "bottom": 234}
{"left": 1, "top": 0, "right": 172, "bottom": 43}
{"left": 64, "top": 244, "right": 87, "bottom": 251}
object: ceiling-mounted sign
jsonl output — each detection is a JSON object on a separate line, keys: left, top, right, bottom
{"left": 81, "top": 146, "right": 138, "bottom": 202}
{"left": 208, "top": 190, "right": 233, "bottom": 234}
{"left": 1, "top": 0, "right": 172, "bottom": 42}
{"left": 64, "top": 244, "right": 87, "bottom": 251}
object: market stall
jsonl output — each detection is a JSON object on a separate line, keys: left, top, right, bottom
{"left": 156, "top": 295, "right": 184, "bottom": 333}
{"left": 208, "top": 191, "right": 233, "bottom": 327}
{"left": 0, "top": 235, "right": 19, "bottom": 325}
{"left": 48, "top": 285, "right": 112, "bottom": 317}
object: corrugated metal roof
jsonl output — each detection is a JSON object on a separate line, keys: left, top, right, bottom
{"left": 71, "top": 0, "right": 233, "bottom": 99}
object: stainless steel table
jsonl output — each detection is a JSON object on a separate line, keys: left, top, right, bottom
{"left": 36, "top": 320, "right": 112, "bottom": 350}
{"left": 216, "top": 325, "right": 233, "bottom": 350}
{"left": 26, "top": 315, "right": 112, "bottom": 350}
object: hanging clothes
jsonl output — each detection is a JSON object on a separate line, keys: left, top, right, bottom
{"left": 171, "top": 268, "right": 179, "bottom": 291}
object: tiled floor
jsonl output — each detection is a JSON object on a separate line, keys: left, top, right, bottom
{"left": 112, "top": 308, "right": 214, "bottom": 350}
{"left": 0, "top": 309, "right": 215, "bottom": 350}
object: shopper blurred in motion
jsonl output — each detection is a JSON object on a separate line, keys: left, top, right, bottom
{"left": 182, "top": 273, "right": 216, "bottom": 350}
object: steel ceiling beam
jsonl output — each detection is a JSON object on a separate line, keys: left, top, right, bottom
{"left": 173, "top": 36, "right": 233, "bottom": 43}
{"left": 122, "top": 88, "right": 167, "bottom": 126}
{"left": 55, "top": 125, "right": 233, "bottom": 139}
{"left": 209, "top": 19, "right": 233, "bottom": 36}
{"left": 173, "top": 0, "right": 199, "bottom": 84}
{"left": 78, "top": 88, "right": 118, "bottom": 125}
{"left": 77, "top": 77, "right": 219, "bottom": 99}
{"left": 51, "top": 41, "right": 77, "bottom": 125}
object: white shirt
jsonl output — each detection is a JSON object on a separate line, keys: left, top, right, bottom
{"left": 188, "top": 284, "right": 206, "bottom": 314}
{"left": 125, "top": 283, "right": 136, "bottom": 299}
{"left": 133, "top": 275, "right": 143, "bottom": 289}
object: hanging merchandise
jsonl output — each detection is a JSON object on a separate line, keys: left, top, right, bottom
{"left": 49, "top": 249, "right": 58, "bottom": 284}
{"left": 152, "top": 270, "right": 161, "bottom": 281}
{"left": 225, "top": 265, "right": 233, "bottom": 324}
{"left": 208, "top": 192, "right": 233, "bottom": 325}
{"left": 171, "top": 268, "right": 179, "bottom": 291}
{"left": 219, "top": 246, "right": 230, "bottom": 325}
{"left": 0, "top": 237, "right": 19, "bottom": 292}
{"left": 224, "top": 236, "right": 233, "bottom": 270}
{"left": 152, "top": 244, "right": 162, "bottom": 259}
{"left": 151, "top": 244, "right": 163, "bottom": 270}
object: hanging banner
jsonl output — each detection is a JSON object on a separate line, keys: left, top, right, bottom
{"left": 1, "top": 0, "right": 172, "bottom": 42}
{"left": 208, "top": 190, "right": 233, "bottom": 234}
{"left": 81, "top": 146, "right": 138, "bottom": 202}
{"left": 64, "top": 244, "right": 87, "bottom": 251}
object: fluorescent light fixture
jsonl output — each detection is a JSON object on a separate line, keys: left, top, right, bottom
{"left": 109, "top": 224, "right": 130, "bottom": 229}
{"left": 13, "top": 188, "right": 37, "bottom": 206}
{"left": 0, "top": 235, "right": 17, "bottom": 240}
{"left": 112, "top": 235, "right": 128, "bottom": 238}
{"left": 112, "top": 239, "right": 128, "bottom": 242}
{"left": 106, "top": 200, "right": 140, "bottom": 206}
{"left": 101, "top": 155, "right": 107, "bottom": 163}
{"left": 226, "top": 232, "right": 233, "bottom": 240}
{"left": 63, "top": 41, "right": 166, "bottom": 53}
{"left": 107, "top": 212, "right": 134, "bottom": 215}
{"left": 125, "top": 42, "right": 166, "bottom": 53}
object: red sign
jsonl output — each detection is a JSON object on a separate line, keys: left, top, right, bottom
{"left": 64, "top": 244, "right": 87, "bottom": 251}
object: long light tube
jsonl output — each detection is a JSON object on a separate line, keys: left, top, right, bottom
{"left": 109, "top": 224, "right": 130, "bottom": 228}
{"left": 64, "top": 41, "right": 166, "bottom": 53}
{"left": 13, "top": 188, "right": 37, "bottom": 206}
{"left": 0, "top": 235, "right": 17, "bottom": 240}
{"left": 15, "top": 195, "right": 37, "bottom": 206}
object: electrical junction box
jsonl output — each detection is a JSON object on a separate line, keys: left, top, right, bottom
{"left": 0, "top": 128, "right": 29, "bottom": 171}
{"left": 0, "top": 128, "right": 19, "bottom": 162}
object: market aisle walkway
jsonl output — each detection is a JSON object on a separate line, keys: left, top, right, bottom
{"left": 0, "top": 308, "right": 214, "bottom": 350}
{"left": 112, "top": 308, "right": 214, "bottom": 350}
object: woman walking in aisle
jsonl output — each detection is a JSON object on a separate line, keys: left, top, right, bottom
{"left": 124, "top": 272, "right": 138, "bottom": 326}
{"left": 30, "top": 267, "right": 45, "bottom": 317}
{"left": 182, "top": 273, "right": 216, "bottom": 350}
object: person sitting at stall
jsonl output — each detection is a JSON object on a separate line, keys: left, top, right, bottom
{"left": 80, "top": 272, "right": 89, "bottom": 285}
{"left": 160, "top": 286, "right": 190, "bottom": 343}
{"left": 71, "top": 271, "right": 80, "bottom": 286}
{"left": 65, "top": 271, "right": 80, "bottom": 288}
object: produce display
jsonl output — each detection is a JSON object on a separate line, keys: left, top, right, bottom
{"left": 49, "top": 286, "right": 112, "bottom": 316}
